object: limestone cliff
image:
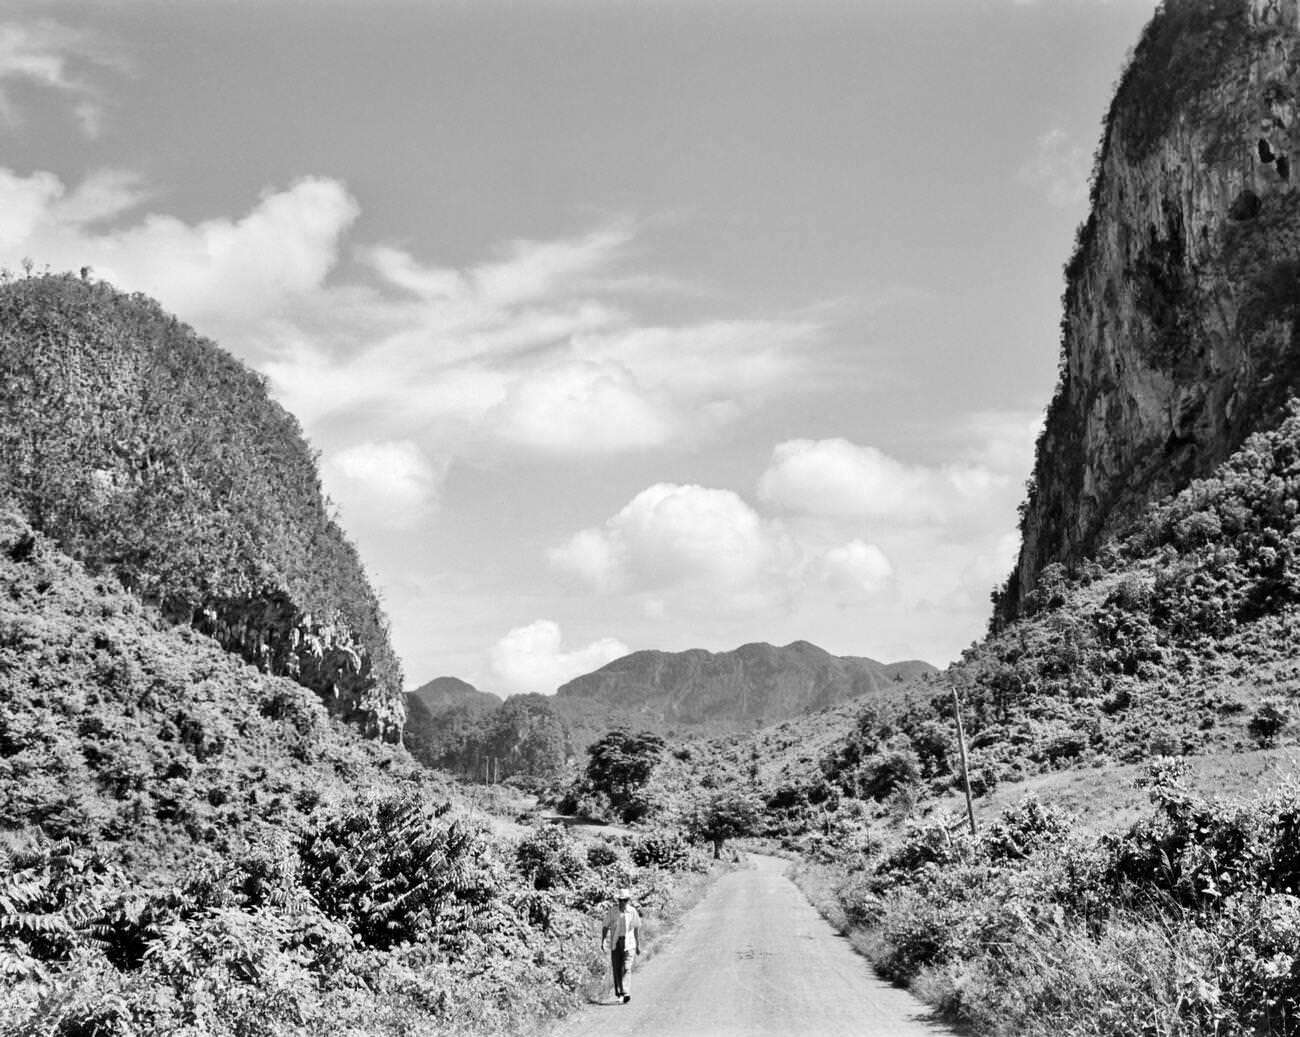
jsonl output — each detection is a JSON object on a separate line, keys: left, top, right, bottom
{"left": 0, "top": 273, "right": 404, "bottom": 739}
{"left": 555, "top": 640, "right": 935, "bottom": 728}
{"left": 1003, "top": 0, "right": 1300, "bottom": 621}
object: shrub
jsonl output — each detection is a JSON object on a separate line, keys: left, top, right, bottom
{"left": 515, "top": 825, "right": 586, "bottom": 891}
{"left": 628, "top": 831, "right": 694, "bottom": 871}
{"left": 980, "top": 798, "right": 1074, "bottom": 863}
{"left": 298, "top": 791, "right": 499, "bottom": 951}
{"left": 1249, "top": 699, "right": 1290, "bottom": 746}
{"left": 585, "top": 841, "right": 622, "bottom": 870}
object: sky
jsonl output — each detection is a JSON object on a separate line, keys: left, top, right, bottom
{"left": 0, "top": 0, "right": 1157, "bottom": 695}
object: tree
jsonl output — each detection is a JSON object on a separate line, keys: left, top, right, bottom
{"left": 1249, "top": 700, "right": 1289, "bottom": 748}
{"left": 686, "top": 790, "right": 763, "bottom": 859}
{"left": 585, "top": 729, "right": 665, "bottom": 820}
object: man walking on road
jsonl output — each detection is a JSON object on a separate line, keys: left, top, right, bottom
{"left": 601, "top": 887, "right": 641, "bottom": 1003}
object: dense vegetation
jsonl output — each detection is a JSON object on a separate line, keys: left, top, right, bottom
{"left": 1110, "top": 0, "right": 1250, "bottom": 162}
{"left": 761, "top": 403, "right": 1300, "bottom": 1035}
{"left": 405, "top": 694, "right": 571, "bottom": 785}
{"left": 0, "top": 513, "right": 717, "bottom": 1036}
{"left": 0, "top": 271, "right": 402, "bottom": 735}
{"left": 798, "top": 763, "right": 1300, "bottom": 1036}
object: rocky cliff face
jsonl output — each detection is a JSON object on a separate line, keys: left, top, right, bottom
{"left": 555, "top": 640, "right": 935, "bottom": 728}
{"left": 0, "top": 274, "right": 404, "bottom": 739}
{"left": 1004, "top": 0, "right": 1300, "bottom": 621}
{"left": 192, "top": 591, "right": 400, "bottom": 741}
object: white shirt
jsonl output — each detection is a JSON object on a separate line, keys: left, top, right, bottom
{"left": 603, "top": 903, "right": 640, "bottom": 952}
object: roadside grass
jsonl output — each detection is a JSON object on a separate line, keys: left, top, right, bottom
{"left": 792, "top": 761, "right": 1300, "bottom": 1037}
{"left": 931, "top": 745, "right": 1300, "bottom": 835}
{"left": 788, "top": 858, "right": 882, "bottom": 962}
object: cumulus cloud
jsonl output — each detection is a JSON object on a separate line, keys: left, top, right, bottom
{"left": 549, "top": 482, "right": 892, "bottom": 615}
{"left": 757, "top": 438, "right": 1006, "bottom": 523}
{"left": 488, "top": 620, "right": 629, "bottom": 695}
{"left": 0, "top": 20, "right": 121, "bottom": 135}
{"left": 815, "top": 539, "right": 894, "bottom": 599}
{"left": 320, "top": 440, "right": 447, "bottom": 531}
{"left": 1018, "top": 128, "right": 1092, "bottom": 208}
{"left": 0, "top": 168, "right": 358, "bottom": 325}
{"left": 547, "top": 417, "right": 1040, "bottom": 644}
{"left": 959, "top": 409, "right": 1042, "bottom": 474}
{"left": 550, "top": 484, "right": 776, "bottom": 599}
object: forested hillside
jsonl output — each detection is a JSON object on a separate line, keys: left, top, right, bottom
{"left": 0, "top": 271, "right": 403, "bottom": 738}
{"left": 0, "top": 511, "right": 716, "bottom": 1036}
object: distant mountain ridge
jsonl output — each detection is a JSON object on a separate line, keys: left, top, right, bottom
{"left": 555, "top": 640, "right": 936, "bottom": 729}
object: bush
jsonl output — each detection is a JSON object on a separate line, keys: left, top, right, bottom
{"left": 298, "top": 791, "right": 498, "bottom": 951}
{"left": 1249, "top": 700, "right": 1289, "bottom": 746}
{"left": 515, "top": 825, "right": 586, "bottom": 891}
{"left": 628, "top": 831, "right": 694, "bottom": 871}
{"left": 980, "top": 798, "right": 1073, "bottom": 863}
{"left": 585, "top": 841, "right": 622, "bottom": 870}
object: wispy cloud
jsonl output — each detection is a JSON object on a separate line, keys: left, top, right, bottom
{"left": 0, "top": 20, "right": 122, "bottom": 136}
{"left": 0, "top": 166, "right": 826, "bottom": 538}
{"left": 320, "top": 440, "right": 448, "bottom": 531}
{"left": 1018, "top": 127, "right": 1093, "bottom": 208}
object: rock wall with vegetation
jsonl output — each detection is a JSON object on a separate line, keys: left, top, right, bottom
{"left": 0, "top": 513, "right": 713, "bottom": 1036}
{"left": 405, "top": 692, "right": 572, "bottom": 784}
{"left": 0, "top": 272, "right": 403, "bottom": 739}
{"left": 1001, "top": 0, "right": 1300, "bottom": 623}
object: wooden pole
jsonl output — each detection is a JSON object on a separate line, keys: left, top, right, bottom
{"left": 951, "top": 686, "right": 977, "bottom": 837}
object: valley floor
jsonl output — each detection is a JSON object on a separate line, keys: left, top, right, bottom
{"left": 549, "top": 854, "right": 953, "bottom": 1037}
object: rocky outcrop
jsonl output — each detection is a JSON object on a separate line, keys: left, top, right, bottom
{"left": 0, "top": 273, "right": 404, "bottom": 740}
{"left": 192, "top": 592, "right": 401, "bottom": 740}
{"left": 1004, "top": 0, "right": 1300, "bottom": 621}
{"left": 555, "top": 640, "right": 935, "bottom": 728}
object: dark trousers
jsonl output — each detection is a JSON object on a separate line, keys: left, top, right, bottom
{"left": 611, "top": 937, "right": 631, "bottom": 995}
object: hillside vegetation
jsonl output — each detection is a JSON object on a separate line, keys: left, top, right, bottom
{"left": 0, "top": 271, "right": 403, "bottom": 738}
{"left": 755, "top": 289, "right": 1300, "bottom": 1037}
{"left": 0, "top": 512, "right": 720, "bottom": 1036}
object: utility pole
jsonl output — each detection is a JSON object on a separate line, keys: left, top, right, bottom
{"left": 951, "top": 686, "right": 977, "bottom": 837}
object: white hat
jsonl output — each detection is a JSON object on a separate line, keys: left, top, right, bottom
{"left": 616, "top": 888, "right": 631, "bottom": 899}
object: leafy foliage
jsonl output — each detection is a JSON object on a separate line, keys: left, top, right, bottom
{"left": 0, "top": 528, "right": 712, "bottom": 1034}
{"left": 0, "top": 271, "right": 402, "bottom": 735}
{"left": 406, "top": 693, "right": 571, "bottom": 782}
{"left": 683, "top": 790, "right": 763, "bottom": 858}
{"left": 803, "top": 762, "right": 1300, "bottom": 1036}
{"left": 573, "top": 729, "right": 666, "bottom": 823}
{"left": 298, "top": 792, "right": 499, "bottom": 951}
{"left": 514, "top": 825, "right": 586, "bottom": 892}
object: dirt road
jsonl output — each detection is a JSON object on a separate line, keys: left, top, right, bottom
{"left": 551, "top": 854, "right": 956, "bottom": 1037}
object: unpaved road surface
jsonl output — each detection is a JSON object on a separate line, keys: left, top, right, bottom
{"left": 551, "top": 854, "right": 957, "bottom": 1037}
